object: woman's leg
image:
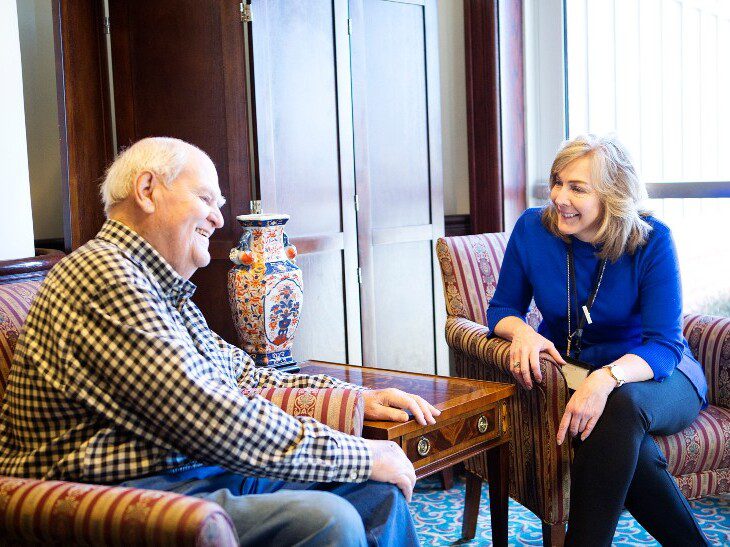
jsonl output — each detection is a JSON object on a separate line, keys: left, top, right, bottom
{"left": 623, "top": 435, "right": 708, "bottom": 546}
{"left": 565, "top": 371, "right": 707, "bottom": 547}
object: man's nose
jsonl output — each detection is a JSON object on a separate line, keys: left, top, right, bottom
{"left": 209, "top": 207, "right": 224, "bottom": 229}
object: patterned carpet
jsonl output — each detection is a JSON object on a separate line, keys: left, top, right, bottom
{"left": 410, "top": 474, "right": 730, "bottom": 546}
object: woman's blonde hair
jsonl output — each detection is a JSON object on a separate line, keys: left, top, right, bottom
{"left": 541, "top": 134, "right": 652, "bottom": 262}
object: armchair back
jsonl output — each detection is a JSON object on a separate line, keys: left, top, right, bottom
{"left": 0, "top": 250, "right": 63, "bottom": 399}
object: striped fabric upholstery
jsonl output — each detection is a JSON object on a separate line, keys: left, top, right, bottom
{"left": 0, "top": 280, "right": 41, "bottom": 398}
{"left": 437, "top": 233, "right": 730, "bottom": 530}
{"left": 683, "top": 314, "right": 730, "bottom": 408}
{"left": 0, "top": 476, "right": 238, "bottom": 546}
{"left": 243, "top": 387, "right": 365, "bottom": 435}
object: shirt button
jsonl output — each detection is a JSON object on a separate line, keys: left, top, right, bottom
{"left": 350, "top": 472, "right": 358, "bottom": 480}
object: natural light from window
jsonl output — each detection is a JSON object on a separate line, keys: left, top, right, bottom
{"left": 565, "top": 0, "right": 730, "bottom": 315}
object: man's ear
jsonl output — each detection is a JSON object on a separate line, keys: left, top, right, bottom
{"left": 132, "top": 171, "right": 158, "bottom": 214}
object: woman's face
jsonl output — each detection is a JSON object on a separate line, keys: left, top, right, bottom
{"left": 550, "top": 156, "right": 603, "bottom": 243}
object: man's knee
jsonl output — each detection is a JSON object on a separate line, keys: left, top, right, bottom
{"left": 289, "top": 491, "right": 366, "bottom": 546}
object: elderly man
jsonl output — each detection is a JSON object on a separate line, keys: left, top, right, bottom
{"left": 0, "top": 137, "right": 440, "bottom": 545}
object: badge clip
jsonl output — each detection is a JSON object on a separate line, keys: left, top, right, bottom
{"left": 582, "top": 305, "right": 593, "bottom": 324}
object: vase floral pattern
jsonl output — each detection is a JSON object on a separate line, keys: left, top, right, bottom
{"left": 228, "top": 214, "right": 303, "bottom": 369}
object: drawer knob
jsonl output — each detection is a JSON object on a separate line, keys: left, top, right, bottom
{"left": 417, "top": 436, "right": 431, "bottom": 457}
{"left": 477, "top": 415, "right": 489, "bottom": 434}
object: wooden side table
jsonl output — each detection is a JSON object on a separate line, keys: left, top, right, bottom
{"left": 300, "top": 360, "right": 515, "bottom": 544}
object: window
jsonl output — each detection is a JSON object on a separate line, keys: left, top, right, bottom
{"left": 556, "top": 0, "right": 730, "bottom": 314}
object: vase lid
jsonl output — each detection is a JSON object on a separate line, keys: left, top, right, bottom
{"left": 236, "top": 213, "right": 290, "bottom": 227}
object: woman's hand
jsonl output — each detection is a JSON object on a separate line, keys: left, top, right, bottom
{"left": 557, "top": 368, "right": 616, "bottom": 445}
{"left": 508, "top": 322, "right": 566, "bottom": 390}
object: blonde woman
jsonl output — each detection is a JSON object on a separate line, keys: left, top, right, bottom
{"left": 487, "top": 134, "right": 709, "bottom": 546}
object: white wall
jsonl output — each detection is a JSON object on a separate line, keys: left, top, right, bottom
{"left": 17, "top": 0, "right": 63, "bottom": 241}
{"left": 438, "top": 0, "right": 470, "bottom": 215}
{"left": 1, "top": 0, "right": 35, "bottom": 260}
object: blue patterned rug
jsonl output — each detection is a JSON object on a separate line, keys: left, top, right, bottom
{"left": 410, "top": 474, "right": 730, "bottom": 545}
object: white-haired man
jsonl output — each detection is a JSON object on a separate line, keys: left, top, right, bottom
{"left": 0, "top": 137, "right": 440, "bottom": 545}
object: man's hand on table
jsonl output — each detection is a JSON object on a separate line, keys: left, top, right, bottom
{"left": 365, "top": 439, "right": 417, "bottom": 502}
{"left": 362, "top": 388, "right": 441, "bottom": 426}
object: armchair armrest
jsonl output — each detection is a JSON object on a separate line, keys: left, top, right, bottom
{"left": 242, "top": 387, "right": 365, "bottom": 436}
{"left": 445, "top": 315, "right": 572, "bottom": 524}
{"left": 684, "top": 313, "right": 730, "bottom": 408}
{"left": 0, "top": 476, "right": 238, "bottom": 546}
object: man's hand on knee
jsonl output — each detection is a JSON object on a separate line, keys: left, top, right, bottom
{"left": 365, "top": 439, "right": 416, "bottom": 502}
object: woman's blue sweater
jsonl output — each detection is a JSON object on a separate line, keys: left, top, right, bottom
{"left": 487, "top": 208, "right": 707, "bottom": 403}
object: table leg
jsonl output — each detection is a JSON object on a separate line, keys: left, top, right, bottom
{"left": 440, "top": 466, "right": 454, "bottom": 490}
{"left": 487, "top": 441, "right": 509, "bottom": 547}
{"left": 462, "top": 469, "right": 482, "bottom": 540}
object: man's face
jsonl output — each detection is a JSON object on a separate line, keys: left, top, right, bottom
{"left": 152, "top": 155, "right": 225, "bottom": 279}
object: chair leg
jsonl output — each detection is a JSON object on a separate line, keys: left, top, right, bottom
{"left": 440, "top": 466, "right": 454, "bottom": 490}
{"left": 542, "top": 522, "right": 566, "bottom": 547}
{"left": 487, "top": 442, "right": 509, "bottom": 547}
{"left": 462, "top": 469, "right": 482, "bottom": 540}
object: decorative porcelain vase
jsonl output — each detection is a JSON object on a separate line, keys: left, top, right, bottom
{"left": 228, "top": 214, "right": 303, "bottom": 371}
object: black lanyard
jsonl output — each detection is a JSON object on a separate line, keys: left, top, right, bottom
{"left": 566, "top": 242, "right": 607, "bottom": 359}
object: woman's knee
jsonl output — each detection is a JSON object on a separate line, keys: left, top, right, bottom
{"left": 603, "top": 384, "right": 650, "bottom": 428}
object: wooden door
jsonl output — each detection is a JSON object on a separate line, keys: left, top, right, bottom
{"left": 248, "top": 0, "right": 362, "bottom": 364}
{"left": 108, "top": 0, "right": 252, "bottom": 342}
{"left": 350, "top": 0, "right": 447, "bottom": 374}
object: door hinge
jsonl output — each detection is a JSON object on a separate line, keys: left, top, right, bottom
{"left": 357, "top": 267, "right": 362, "bottom": 284}
{"left": 354, "top": 194, "right": 360, "bottom": 212}
{"left": 241, "top": 2, "right": 252, "bottom": 23}
{"left": 347, "top": 18, "right": 352, "bottom": 35}
{"left": 103, "top": 16, "right": 110, "bottom": 35}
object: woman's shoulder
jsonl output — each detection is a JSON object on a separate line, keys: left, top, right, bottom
{"left": 514, "top": 207, "right": 547, "bottom": 233}
{"left": 508, "top": 207, "right": 557, "bottom": 250}
{"left": 641, "top": 214, "right": 672, "bottom": 244}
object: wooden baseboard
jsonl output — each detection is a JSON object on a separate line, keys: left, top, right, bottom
{"left": 34, "top": 238, "right": 66, "bottom": 252}
{"left": 445, "top": 214, "right": 472, "bottom": 237}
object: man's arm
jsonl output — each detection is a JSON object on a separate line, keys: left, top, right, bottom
{"left": 72, "top": 281, "right": 371, "bottom": 484}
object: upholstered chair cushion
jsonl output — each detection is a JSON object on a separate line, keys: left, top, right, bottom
{"left": 0, "top": 476, "right": 238, "bottom": 546}
{"left": 654, "top": 405, "right": 730, "bottom": 499}
{"left": 242, "top": 387, "right": 365, "bottom": 436}
{"left": 0, "top": 280, "right": 42, "bottom": 398}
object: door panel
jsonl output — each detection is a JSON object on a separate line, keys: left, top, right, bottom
{"left": 364, "top": 0, "right": 431, "bottom": 229}
{"left": 373, "top": 241, "right": 436, "bottom": 372}
{"left": 250, "top": 0, "right": 362, "bottom": 364}
{"left": 291, "top": 252, "right": 348, "bottom": 364}
{"left": 351, "top": 0, "right": 447, "bottom": 374}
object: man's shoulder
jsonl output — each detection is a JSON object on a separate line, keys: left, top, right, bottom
{"left": 44, "top": 237, "right": 153, "bottom": 300}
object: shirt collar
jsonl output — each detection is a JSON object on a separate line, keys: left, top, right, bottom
{"left": 96, "top": 219, "right": 197, "bottom": 303}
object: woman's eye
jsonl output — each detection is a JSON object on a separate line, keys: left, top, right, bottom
{"left": 200, "top": 195, "right": 211, "bottom": 204}
{"left": 571, "top": 186, "right": 585, "bottom": 193}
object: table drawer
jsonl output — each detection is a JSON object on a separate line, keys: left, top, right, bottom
{"left": 404, "top": 403, "right": 505, "bottom": 465}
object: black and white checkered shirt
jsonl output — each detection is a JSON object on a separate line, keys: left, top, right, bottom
{"left": 0, "top": 220, "right": 371, "bottom": 484}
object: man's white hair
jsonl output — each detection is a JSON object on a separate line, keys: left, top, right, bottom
{"left": 100, "top": 137, "right": 209, "bottom": 215}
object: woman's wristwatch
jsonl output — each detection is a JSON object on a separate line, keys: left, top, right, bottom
{"left": 603, "top": 363, "right": 626, "bottom": 387}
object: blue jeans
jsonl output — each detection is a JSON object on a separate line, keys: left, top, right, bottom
{"left": 119, "top": 467, "right": 419, "bottom": 546}
{"left": 565, "top": 370, "right": 709, "bottom": 546}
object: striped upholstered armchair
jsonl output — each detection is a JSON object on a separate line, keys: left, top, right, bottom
{"left": 0, "top": 251, "right": 364, "bottom": 545}
{"left": 437, "top": 233, "right": 730, "bottom": 546}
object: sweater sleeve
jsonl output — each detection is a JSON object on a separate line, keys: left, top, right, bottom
{"left": 486, "top": 214, "right": 534, "bottom": 333}
{"left": 628, "top": 224, "right": 685, "bottom": 380}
